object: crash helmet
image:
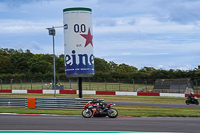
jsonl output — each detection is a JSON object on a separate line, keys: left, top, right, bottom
{"left": 191, "top": 92, "right": 193, "bottom": 95}
{"left": 92, "top": 98, "right": 98, "bottom": 102}
{"left": 99, "top": 102, "right": 103, "bottom": 105}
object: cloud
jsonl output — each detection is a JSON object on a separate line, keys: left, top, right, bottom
{"left": 147, "top": 0, "right": 200, "bottom": 24}
{"left": 94, "top": 18, "right": 116, "bottom": 27}
{"left": 96, "top": 0, "right": 200, "bottom": 26}
{"left": 0, "top": 0, "right": 200, "bottom": 70}
{"left": 0, "top": 19, "right": 62, "bottom": 34}
{"left": 121, "top": 52, "right": 132, "bottom": 55}
{"left": 30, "top": 41, "right": 43, "bottom": 50}
{"left": 140, "top": 53, "right": 168, "bottom": 56}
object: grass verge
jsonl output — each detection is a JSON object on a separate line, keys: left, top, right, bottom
{"left": 0, "top": 93, "right": 186, "bottom": 104}
{"left": 0, "top": 106, "right": 200, "bottom": 117}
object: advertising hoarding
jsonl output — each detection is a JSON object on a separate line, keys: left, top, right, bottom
{"left": 63, "top": 7, "right": 94, "bottom": 78}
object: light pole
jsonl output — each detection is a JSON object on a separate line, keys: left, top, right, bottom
{"left": 46, "top": 27, "right": 56, "bottom": 98}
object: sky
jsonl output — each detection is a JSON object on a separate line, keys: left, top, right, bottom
{"left": 0, "top": 0, "right": 200, "bottom": 70}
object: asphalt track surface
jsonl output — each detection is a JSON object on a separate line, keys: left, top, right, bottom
{"left": 1, "top": 102, "right": 200, "bottom": 132}
{"left": 108, "top": 101, "right": 200, "bottom": 108}
{"left": 0, "top": 113, "right": 200, "bottom": 133}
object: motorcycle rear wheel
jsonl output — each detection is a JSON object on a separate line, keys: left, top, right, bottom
{"left": 107, "top": 108, "right": 118, "bottom": 118}
{"left": 196, "top": 101, "right": 199, "bottom": 105}
{"left": 186, "top": 100, "right": 190, "bottom": 105}
{"left": 82, "top": 109, "right": 92, "bottom": 118}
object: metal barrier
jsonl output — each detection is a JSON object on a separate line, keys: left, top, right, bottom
{"left": 0, "top": 97, "right": 26, "bottom": 107}
{"left": 32, "top": 98, "right": 103, "bottom": 109}
{"left": 0, "top": 97, "right": 103, "bottom": 109}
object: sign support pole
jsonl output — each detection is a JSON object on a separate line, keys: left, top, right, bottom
{"left": 78, "top": 77, "right": 82, "bottom": 98}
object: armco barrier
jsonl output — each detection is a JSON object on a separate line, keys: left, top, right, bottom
{"left": 0, "top": 97, "right": 103, "bottom": 109}
{"left": 31, "top": 98, "right": 100, "bottom": 109}
{"left": 0, "top": 97, "right": 26, "bottom": 107}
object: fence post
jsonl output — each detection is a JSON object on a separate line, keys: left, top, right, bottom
{"left": 118, "top": 78, "right": 120, "bottom": 91}
{"left": 52, "top": 79, "right": 53, "bottom": 89}
{"left": 145, "top": 79, "right": 147, "bottom": 92}
{"left": 161, "top": 79, "right": 163, "bottom": 93}
{"left": 58, "top": 79, "right": 60, "bottom": 85}
{"left": 133, "top": 79, "right": 135, "bottom": 92}
{"left": 69, "top": 79, "right": 72, "bottom": 89}
{"left": 178, "top": 79, "right": 180, "bottom": 93}
{"left": 89, "top": 78, "right": 91, "bottom": 90}
{"left": 0, "top": 79, "right": 2, "bottom": 90}
{"left": 153, "top": 80, "right": 155, "bottom": 92}
{"left": 30, "top": 79, "right": 32, "bottom": 90}
{"left": 20, "top": 79, "right": 22, "bottom": 90}
{"left": 195, "top": 79, "right": 197, "bottom": 94}
{"left": 41, "top": 79, "right": 43, "bottom": 90}
{"left": 197, "top": 81, "right": 199, "bottom": 94}
{"left": 10, "top": 79, "right": 13, "bottom": 90}
{"left": 104, "top": 78, "right": 107, "bottom": 91}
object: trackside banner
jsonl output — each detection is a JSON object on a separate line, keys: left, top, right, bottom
{"left": 63, "top": 7, "right": 94, "bottom": 77}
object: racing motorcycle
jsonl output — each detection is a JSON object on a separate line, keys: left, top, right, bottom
{"left": 82, "top": 101, "right": 118, "bottom": 118}
{"left": 186, "top": 96, "right": 199, "bottom": 105}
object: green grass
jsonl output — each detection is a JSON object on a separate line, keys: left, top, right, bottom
{"left": 117, "top": 106, "right": 200, "bottom": 117}
{"left": 0, "top": 107, "right": 81, "bottom": 115}
{"left": 0, "top": 93, "right": 186, "bottom": 104}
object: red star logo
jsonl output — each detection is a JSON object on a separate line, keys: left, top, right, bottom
{"left": 80, "top": 28, "right": 93, "bottom": 47}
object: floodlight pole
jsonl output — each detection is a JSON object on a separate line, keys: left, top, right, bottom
{"left": 53, "top": 33, "right": 56, "bottom": 98}
{"left": 46, "top": 26, "right": 56, "bottom": 98}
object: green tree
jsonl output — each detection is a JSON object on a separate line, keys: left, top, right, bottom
{"left": 0, "top": 55, "right": 10, "bottom": 73}
{"left": 56, "top": 55, "right": 65, "bottom": 73}
{"left": 109, "top": 61, "right": 118, "bottom": 72}
{"left": 94, "top": 58, "right": 111, "bottom": 72}
{"left": 28, "top": 56, "right": 53, "bottom": 74}
{"left": 8, "top": 49, "right": 33, "bottom": 74}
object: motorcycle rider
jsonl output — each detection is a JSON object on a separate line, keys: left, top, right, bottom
{"left": 188, "top": 92, "right": 194, "bottom": 101}
{"left": 91, "top": 98, "right": 107, "bottom": 112}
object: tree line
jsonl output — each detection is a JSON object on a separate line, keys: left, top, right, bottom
{"left": 0, "top": 48, "right": 200, "bottom": 83}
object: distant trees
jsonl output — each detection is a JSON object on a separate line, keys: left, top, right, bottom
{"left": 0, "top": 48, "right": 200, "bottom": 82}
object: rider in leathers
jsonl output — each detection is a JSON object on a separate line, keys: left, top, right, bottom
{"left": 188, "top": 92, "right": 194, "bottom": 101}
{"left": 91, "top": 98, "right": 107, "bottom": 112}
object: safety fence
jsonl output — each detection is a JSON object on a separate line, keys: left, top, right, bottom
{"left": 0, "top": 79, "right": 153, "bottom": 92}
{"left": 0, "top": 97, "right": 102, "bottom": 109}
{"left": 0, "top": 78, "right": 199, "bottom": 94}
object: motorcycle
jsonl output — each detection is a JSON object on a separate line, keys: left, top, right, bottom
{"left": 82, "top": 101, "right": 118, "bottom": 118}
{"left": 185, "top": 96, "right": 199, "bottom": 105}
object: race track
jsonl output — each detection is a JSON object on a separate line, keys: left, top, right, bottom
{"left": 109, "top": 101, "right": 200, "bottom": 108}
{"left": 0, "top": 114, "right": 199, "bottom": 132}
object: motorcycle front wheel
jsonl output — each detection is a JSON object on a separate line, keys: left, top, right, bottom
{"left": 107, "top": 108, "right": 118, "bottom": 118}
{"left": 82, "top": 109, "right": 92, "bottom": 118}
{"left": 195, "top": 101, "right": 199, "bottom": 105}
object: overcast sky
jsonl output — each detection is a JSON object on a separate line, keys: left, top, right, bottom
{"left": 0, "top": 0, "right": 200, "bottom": 70}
